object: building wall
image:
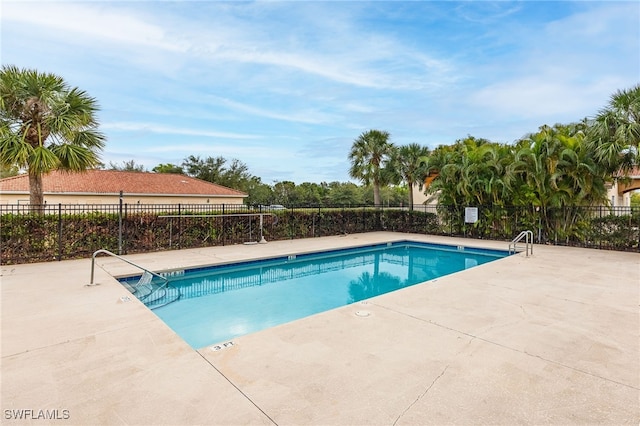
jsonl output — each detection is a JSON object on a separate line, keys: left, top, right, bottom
{"left": 411, "top": 184, "right": 438, "bottom": 207}
{"left": 608, "top": 172, "right": 640, "bottom": 209}
{"left": 0, "top": 193, "right": 246, "bottom": 205}
{"left": 607, "top": 185, "right": 631, "bottom": 208}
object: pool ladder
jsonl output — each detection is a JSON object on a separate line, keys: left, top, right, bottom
{"left": 509, "top": 230, "right": 534, "bottom": 256}
{"left": 88, "top": 249, "right": 181, "bottom": 309}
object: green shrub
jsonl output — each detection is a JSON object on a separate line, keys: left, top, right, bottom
{"left": 1, "top": 206, "right": 637, "bottom": 264}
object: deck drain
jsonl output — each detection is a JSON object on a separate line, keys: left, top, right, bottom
{"left": 355, "top": 310, "right": 371, "bottom": 317}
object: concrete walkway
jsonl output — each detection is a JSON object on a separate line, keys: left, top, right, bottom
{"left": 1, "top": 232, "right": 638, "bottom": 425}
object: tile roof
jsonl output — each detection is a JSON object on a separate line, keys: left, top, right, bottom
{"left": 0, "top": 170, "right": 247, "bottom": 197}
{"left": 618, "top": 167, "right": 640, "bottom": 177}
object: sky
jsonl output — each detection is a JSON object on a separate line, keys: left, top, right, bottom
{"left": 1, "top": 1, "right": 639, "bottom": 184}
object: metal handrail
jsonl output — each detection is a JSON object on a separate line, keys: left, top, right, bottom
{"left": 89, "top": 249, "right": 179, "bottom": 309}
{"left": 88, "top": 249, "right": 169, "bottom": 287}
{"left": 509, "top": 230, "right": 534, "bottom": 256}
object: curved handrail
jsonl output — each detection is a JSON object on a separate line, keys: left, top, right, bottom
{"left": 89, "top": 249, "right": 168, "bottom": 286}
{"left": 89, "top": 249, "right": 179, "bottom": 309}
{"left": 509, "top": 230, "right": 534, "bottom": 256}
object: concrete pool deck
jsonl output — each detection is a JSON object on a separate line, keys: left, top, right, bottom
{"left": 1, "top": 232, "right": 638, "bottom": 425}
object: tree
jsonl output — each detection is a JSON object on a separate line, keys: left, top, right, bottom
{"left": 362, "top": 185, "right": 406, "bottom": 206}
{"left": 219, "top": 158, "right": 252, "bottom": 191}
{"left": 326, "top": 182, "right": 362, "bottom": 205}
{"left": 244, "top": 177, "right": 273, "bottom": 206}
{"left": 426, "top": 136, "right": 503, "bottom": 207}
{"left": 182, "top": 155, "right": 226, "bottom": 182}
{"left": 0, "top": 65, "right": 105, "bottom": 208}
{"left": 587, "top": 85, "right": 640, "bottom": 173}
{"left": 348, "top": 129, "right": 394, "bottom": 206}
{"left": 424, "top": 144, "right": 460, "bottom": 206}
{"left": 153, "top": 163, "right": 184, "bottom": 174}
{"left": 109, "top": 159, "right": 145, "bottom": 172}
{"left": 384, "top": 143, "right": 430, "bottom": 210}
{"left": 272, "top": 180, "right": 297, "bottom": 206}
{"left": 0, "top": 164, "right": 19, "bottom": 179}
{"left": 510, "top": 123, "right": 608, "bottom": 241}
{"left": 294, "top": 182, "right": 324, "bottom": 205}
{"left": 511, "top": 123, "right": 606, "bottom": 209}
{"left": 181, "top": 155, "right": 254, "bottom": 193}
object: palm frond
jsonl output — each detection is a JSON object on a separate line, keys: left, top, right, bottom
{"left": 28, "top": 145, "right": 60, "bottom": 174}
{"left": 49, "top": 143, "right": 101, "bottom": 171}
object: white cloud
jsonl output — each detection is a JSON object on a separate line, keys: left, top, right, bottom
{"left": 2, "top": 1, "right": 637, "bottom": 183}
{"left": 454, "top": 2, "right": 524, "bottom": 24}
{"left": 466, "top": 2, "right": 638, "bottom": 125}
{"left": 4, "top": 1, "right": 457, "bottom": 93}
{"left": 471, "top": 78, "right": 588, "bottom": 118}
{"left": 207, "top": 96, "right": 337, "bottom": 125}
{"left": 3, "top": 2, "right": 187, "bottom": 52}
{"left": 102, "top": 122, "right": 262, "bottom": 140}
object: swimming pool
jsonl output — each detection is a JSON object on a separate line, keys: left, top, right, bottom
{"left": 119, "top": 241, "right": 510, "bottom": 349}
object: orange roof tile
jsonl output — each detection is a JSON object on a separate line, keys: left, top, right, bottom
{"left": 619, "top": 167, "right": 640, "bottom": 177}
{"left": 0, "top": 170, "right": 247, "bottom": 197}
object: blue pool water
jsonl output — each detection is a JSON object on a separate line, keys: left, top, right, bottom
{"left": 120, "top": 241, "right": 509, "bottom": 349}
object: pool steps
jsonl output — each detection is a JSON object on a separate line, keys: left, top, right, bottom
{"left": 89, "top": 249, "right": 181, "bottom": 309}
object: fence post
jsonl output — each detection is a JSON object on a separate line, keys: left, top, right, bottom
{"left": 599, "top": 205, "right": 603, "bottom": 250}
{"left": 340, "top": 204, "right": 347, "bottom": 234}
{"left": 178, "top": 203, "right": 182, "bottom": 248}
{"left": 57, "top": 203, "right": 62, "bottom": 261}
{"left": 118, "top": 191, "right": 123, "bottom": 255}
{"left": 636, "top": 208, "right": 640, "bottom": 252}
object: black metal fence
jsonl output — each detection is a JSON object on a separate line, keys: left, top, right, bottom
{"left": 1, "top": 203, "right": 638, "bottom": 264}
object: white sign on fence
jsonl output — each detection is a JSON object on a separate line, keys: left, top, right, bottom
{"left": 465, "top": 207, "right": 478, "bottom": 223}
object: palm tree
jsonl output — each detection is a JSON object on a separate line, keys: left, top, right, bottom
{"left": 587, "top": 85, "right": 640, "bottom": 173}
{"left": 426, "top": 144, "right": 461, "bottom": 206}
{"left": 385, "top": 143, "right": 430, "bottom": 210}
{"left": 0, "top": 65, "right": 105, "bottom": 209}
{"left": 427, "top": 136, "right": 503, "bottom": 207}
{"left": 510, "top": 123, "right": 608, "bottom": 242}
{"left": 348, "top": 129, "right": 394, "bottom": 206}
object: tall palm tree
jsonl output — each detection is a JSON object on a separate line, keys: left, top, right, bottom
{"left": 587, "top": 84, "right": 640, "bottom": 173}
{"left": 348, "top": 129, "right": 394, "bottom": 206}
{"left": 0, "top": 65, "right": 105, "bottom": 208}
{"left": 385, "top": 143, "right": 430, "bottom": 210}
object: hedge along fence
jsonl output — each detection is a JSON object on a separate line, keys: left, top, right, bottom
{"left": 1, "top": 203, "right": 638, "bottom": 265}
{"left": 0, "top": 205, "right": 441, "bottom": 264}
{"left": 265, "top": 207, "right": 441, "bottom": 240}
